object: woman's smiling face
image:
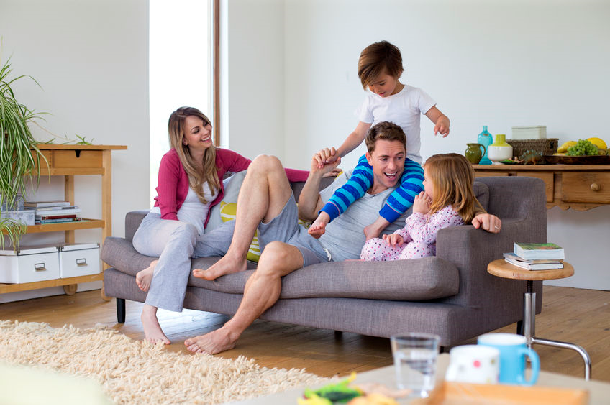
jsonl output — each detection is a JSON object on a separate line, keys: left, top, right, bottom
{"left": 182, "top": 115, "right": 213, "bottom": 152}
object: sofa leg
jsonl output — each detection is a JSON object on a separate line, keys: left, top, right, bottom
{"left": 516, "top": 320, "right": 524, "bottom": 336}
{"left": 117, "top": 298, "right": 126, "bottom": 323}
{"left": 334, "top": 331, "right": 343, "bottom": 339}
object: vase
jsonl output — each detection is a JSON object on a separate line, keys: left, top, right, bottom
{"left": 465, "top": 143, "right": 486, "bottom": 164}
{"left": 488, "top": 134, "right": 514, "bottom": 165}
{"left": 478, "top": 126, "right": 493, "bottom": 165}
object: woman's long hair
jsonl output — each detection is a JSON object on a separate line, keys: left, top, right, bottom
{"left": 168, "top": 106, "right": 219, "bottom": 203}
{"left": 424, "top": 153, "right": 483, "bottom": 223}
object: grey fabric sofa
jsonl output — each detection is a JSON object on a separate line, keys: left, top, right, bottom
{"left": 101, "top": 176, "right": 546, "bottom": 348}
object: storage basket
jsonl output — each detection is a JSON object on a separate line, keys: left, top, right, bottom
{"left": 506, "top": 138, "right": 558, "bottom": 159}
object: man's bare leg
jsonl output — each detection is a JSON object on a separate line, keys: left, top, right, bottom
{"left": 186, "top": 242, "right": 303, "bottom": 354}
{"left": 141, "top": 304, "right": 170, "bottom": 344}
{"left": 135, "top": 260, "right": 158, "bottom": 292}
{"left": 193, "top": 155, "right": 293, "bottom": 281}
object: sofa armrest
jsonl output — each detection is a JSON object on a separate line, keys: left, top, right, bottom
{"left": 435, "top": 217, "right": 543, "bottom": 308}
{"left": 125, "top": 210, "right": 149, "bottom": 242}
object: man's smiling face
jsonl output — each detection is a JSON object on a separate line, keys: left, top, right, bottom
{"left": 365, "top": 139, "right": 406, "bottom": 194}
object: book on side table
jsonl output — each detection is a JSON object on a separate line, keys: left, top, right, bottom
{"left": 513, "top": 242, "right": 565, "bottom": 260}
{"left": 503, "top": 252, "right": 564, "bottom": 270}
{"left": 503, "top": 243, "right": 565, "bottom": 271}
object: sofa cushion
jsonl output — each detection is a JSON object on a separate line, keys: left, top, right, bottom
{"left": 189, "top": 255, "right": 459, "bottom": 301}
{"left": 102, "top": 238, "right": 459, "bottom": 301}
{"left": 473, "top": 181, "right": 489, "bottom": 212}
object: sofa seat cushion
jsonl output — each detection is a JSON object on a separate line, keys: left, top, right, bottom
{"left": 101, "top": 237, "right": 257, "bottom": 277}
{"left": 102, "top": 237, "right": 460, "bottom": 301}
{"left": 190, "top": 256, "right": 459, "bottom": 301}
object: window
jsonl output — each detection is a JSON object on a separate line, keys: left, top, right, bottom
{"left": 149, "top": 0, "right": 214, "bottom": 207}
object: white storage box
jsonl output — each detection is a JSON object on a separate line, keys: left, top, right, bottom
{"left": 0, "top": 210, "right": 35, "bottom": 226}
{"left": 59, "top": 243, "right": 100, "bottom": 278}
{"left": 0, "top": 246, "right": 60, "bottom": 283}
{"left": 511, "top": 126, "right": 547, "bottom": 140}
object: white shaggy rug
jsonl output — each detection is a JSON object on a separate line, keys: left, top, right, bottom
{"left": 0, "top": 320, "right": 328, "bottom": 404}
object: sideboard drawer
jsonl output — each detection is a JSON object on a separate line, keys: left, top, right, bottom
{"left": 517, "top": 172, "right": 554, "bottom": 203}
{"left": 562, "top": 172, "right": 610, "bottom": 203}
{"left": 53, "top": 150, "right": 103, "bottom": 168}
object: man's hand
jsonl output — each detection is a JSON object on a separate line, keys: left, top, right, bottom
{"left": 363, "top": 216, "right": 390, "bottom": 240}
{"left": 472, "top": 213, "right": 501, "bottom": 234}
{"left": 413, "top": 191, "right": 431, "bottom": 214}
{"left": 313, "top": 147, "right": 340, "bottom": 169}
{"left": 311, "top": 148, "right": 341, "bottom": 174}
{"left": 322, "top": 168, "right": 342, "bottom": 178}
{"left": 383, "top": 233, "right": 405, "bottom": 248}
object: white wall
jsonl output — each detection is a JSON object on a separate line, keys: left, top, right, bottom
{"left": 0, "top": 0, "right": 149, "bottom": 301}
{"left": 281, "top": 0, "right": 610, "bottom": 289}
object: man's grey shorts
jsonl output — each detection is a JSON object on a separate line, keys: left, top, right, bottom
{"left": 258, "top": 194, "right": 329, "bottom": 267}
{"left": 195, "top": 194, "right": 329, "bottom": 267}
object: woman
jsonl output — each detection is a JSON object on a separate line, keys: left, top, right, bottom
{"left": 132, "top": 106, "right": 309, "bottom": 344}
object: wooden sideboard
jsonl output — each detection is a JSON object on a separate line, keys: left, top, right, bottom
{"left": 1, "top": 144, "right": 126, "bottom": 297}
{"left": 474, "top": 164, "right": 610, "bottom": 211}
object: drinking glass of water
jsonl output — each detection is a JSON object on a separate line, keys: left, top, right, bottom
{"left": 390, "top": 333, "right": 440, "bottom": 398}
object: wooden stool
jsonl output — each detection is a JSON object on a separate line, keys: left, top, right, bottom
{"left": 487, "top": 259, "right": 592, "bottom": 380}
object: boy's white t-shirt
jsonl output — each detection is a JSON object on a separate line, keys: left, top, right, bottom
{"left": 357, "top": 85, "right": 436, "bottom": 164}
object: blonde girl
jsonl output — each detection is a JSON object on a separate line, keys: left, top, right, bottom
{"left": 360, "top": 153, "right": 482, "bottom": 261}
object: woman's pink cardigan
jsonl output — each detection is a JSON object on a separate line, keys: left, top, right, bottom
{"left": 153, "top": 148, "right": 309, "bottom": 226}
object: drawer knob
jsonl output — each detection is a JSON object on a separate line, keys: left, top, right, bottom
{"left": 34, "top": 263, "right": 46, "bottom": 272}
{"left": 76, "top": 258, "right": 88, "bottom": 267}
{"left": 591, "top": 183, "right": 601, "bottom": 192}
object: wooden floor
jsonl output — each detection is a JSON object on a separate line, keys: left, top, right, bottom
{"left": 1, "top": 285, "right": 610, "bottom": 382}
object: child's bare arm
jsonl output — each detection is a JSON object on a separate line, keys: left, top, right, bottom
{"left": 333, "top": 121, "right": 372, "bottom": 160}
{"left": 425, "top": 106, "right": 450, "bottom": 137}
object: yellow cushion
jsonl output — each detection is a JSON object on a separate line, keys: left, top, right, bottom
{"left": 219, "top": 201, "right": 261, "bottom": 262}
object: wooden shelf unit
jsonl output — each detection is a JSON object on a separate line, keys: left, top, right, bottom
{"left": 0, "top": 144, "right": 126, "bottom": 296}
{"left": 474, "top": 164, "right": 610, "bottom": 211}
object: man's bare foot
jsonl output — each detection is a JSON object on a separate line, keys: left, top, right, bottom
{"left": 136, "top": 260, "right": 158, "bottom": 292}
{"left": 308, "top": 223, "right": 326, "bottom": 239}
{"left": 193, "top": 254, "right": 247, "bottom": 281}
{"left": 141, "top": 305, "right": 170, "bottom": 345}
{"left": 184, "top": 328, "right": 238, "bottom": 354}
{"left": 308, "top": 212, "right": 330, "bottom": 239}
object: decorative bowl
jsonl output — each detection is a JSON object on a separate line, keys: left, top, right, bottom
{"left": 544, "top": 154, "right": 610, "bottom": 165}
{"left": 488, "top": 145, "right": 513, "bottom": 165}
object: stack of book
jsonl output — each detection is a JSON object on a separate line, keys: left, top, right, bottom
{"left": 24, "top": 201, "right": 82, "bottom": 224}
{"left": 504, "top": 242, "right": 565, "bottom": 270}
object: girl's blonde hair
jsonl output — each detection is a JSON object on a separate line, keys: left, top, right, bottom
{"left": 168, "top": 106, "right": 219, "bottom": 203}
{"left": 424, "top": 153, "right": 483, "bottom": 223}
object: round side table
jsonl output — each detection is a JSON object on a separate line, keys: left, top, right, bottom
{"left": 487, "top": 259, "right": 592, "bottom": 380}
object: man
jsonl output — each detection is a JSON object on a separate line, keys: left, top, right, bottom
{"left": 185, "top": 121, "right": 501, "bottom": 354}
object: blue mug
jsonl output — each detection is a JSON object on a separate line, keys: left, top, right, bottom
{"left": 477, "top": 333, "right": 540, "bottom": 386}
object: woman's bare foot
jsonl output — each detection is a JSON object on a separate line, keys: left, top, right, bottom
{"left": 136, "top": 260, "right": 158, "bottom": 292}
{"left": 192, "top": 254, "right": 247, "bottom": 281}
{"left": 184, "top": 328, "right": 238, "bottom": 354}
{"left": 141, "top": 305, "right": 170, "bottom": 345}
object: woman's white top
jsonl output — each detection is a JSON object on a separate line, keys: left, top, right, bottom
{"left": 150, "top": 183, "right": 217, "bottom": 236}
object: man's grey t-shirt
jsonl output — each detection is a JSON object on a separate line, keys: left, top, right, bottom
{"left": 317, "top": 170, "right": 412, "bottom": 262}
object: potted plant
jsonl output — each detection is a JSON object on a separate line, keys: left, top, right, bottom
{"left": 0, "top": 52, "right": 46, "bottom": 249}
